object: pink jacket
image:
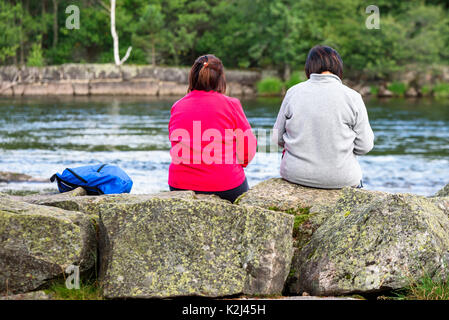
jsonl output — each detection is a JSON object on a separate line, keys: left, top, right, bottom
{"left": 168, "top": 90, "right": 257, "bottom": 191}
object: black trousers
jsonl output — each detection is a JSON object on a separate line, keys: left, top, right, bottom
{"left": 169, "top": 178, "right": 249, "bottom": 203}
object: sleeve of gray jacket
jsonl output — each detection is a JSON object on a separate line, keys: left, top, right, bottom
{"left": 272, "top": 91, "right": 292, "bottom": 148}
{"left": 352, "top": 94, "right": 375, "bottom": 155}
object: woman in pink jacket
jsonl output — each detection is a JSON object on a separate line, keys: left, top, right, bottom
{"left": 168, "top": 54, "right": 257, "bottom": 203}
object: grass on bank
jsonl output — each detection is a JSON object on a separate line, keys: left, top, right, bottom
{"left": 257, "top": 72, "right": 307, "bottom": 96}
{"left": 420, "top": 85, "right": 432, "bottom": 96}
{"left": 390, "top": 275, "right": 449, "bottom": 300}
{"left": 257, "top": 77, "right": 285, "bottom": 96}
{"left": 44, "top": 278, "right": 103, "bottom": 300}
{"left": 433, "top": 82, "right": 449, "bottom": 98}
{"left": 387, "top": 81, "right": 408, "bottom": 96}
{"left": 258, "top": 72, "right": 449, "bottom": 98}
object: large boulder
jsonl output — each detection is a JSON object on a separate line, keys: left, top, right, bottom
{"left": 97, "top": 195, "right": 293, "bottom": 298}
{"left": 0, "top": 194, "right": 97, "bottom": 294}
{"left": 19, "top": 189, "right": 203, "bottom": 216}
{"left": 236, "top": 178, "right": 389, "bottom": 293}
{"left": 18, "top": 190, "right": 293, "bottom": 297}
{"left": 236, "top": 178, "right": 344, "bottom": 211}
{"left": 237, "top": 178, "right": 449, "bottom": 296}
{"left": 293, "top": 188, "right": 449, "bottom": 296}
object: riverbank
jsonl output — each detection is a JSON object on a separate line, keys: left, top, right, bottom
{"left": 1, "top": 64, "right": 448, "bottom": 98}
{"left": 259, "top": 65, "right": 449, "bottom": 98}
{"left": 0, "top": 64, "right": 259, "bottom": 97}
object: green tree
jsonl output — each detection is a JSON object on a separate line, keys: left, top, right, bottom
{"left": 132, "top": 4, "right": 165, "bottom": 66}
{"left": 0, "top": 2, "right": 21, "bottom": 64}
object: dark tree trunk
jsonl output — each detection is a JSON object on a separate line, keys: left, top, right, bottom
{"left": 52, "top": 0, "right": 58, "bottom": 48}
{"left": 152, "top": 41, "right": 156, "bottom": 67}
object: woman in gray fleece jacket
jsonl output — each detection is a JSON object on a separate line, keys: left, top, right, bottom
{"left": 273, "top": 45, "right": 374, "bottom": 189}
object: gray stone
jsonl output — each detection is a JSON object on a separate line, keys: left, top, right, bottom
{"left": 293, "top": 189, "right": 449, "bottom": 296}
{"left": 0, "top": 194, "right": 97, "bottom": 294}
{"left": 0, "top": 290, "right": 52, "bottom": 300}
{"left": 0, "top": 65, "right": 260, "bottom": 97}
{"left": 97, "top": 196, "right": 293, "bottom": 298}
{"left": 0, "top": 171, "right": 48, "bottom": 183}
{"left": 378, "top": 85, "right": 394, "bottom": 97}
{"left": 236, "top": 178, "right": 345, "bottom": 212}
{"left": 405, "top": 87, "right": 419, "bottom": 97}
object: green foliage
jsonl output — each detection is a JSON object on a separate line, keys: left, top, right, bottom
{"left": 27, "top": 38, "right": 45, "bottom": 67}
{"left": 370, "top": 86, "right": 379, "bottom": 96}
{"left": 393, "top": 275, "right": 449, "bottom": 300}
{"left": 387, "top": 82, "right": 408, "bottom": 96}
{"left": 285, "top": 72, "right": 306, "bottom": 89}
{"left": 420, "top": 85, "right": 431, "bottom": 96}
{"left": 433, "top": 82, "right": 449, "bottom": 98}
{"left": 0, "top": 0, "right": 448, "bottom": 76}
{"left": 0, "top": 2, "right": 21, "bottom": 63}
{"left": 257, "top": 77, "right": 284, "bottom": 96}
{"left": 293, "top": 212, "right": 311, "bottom": 238}
{"left": 44, "top": 278, "right": 102, "bottom": 300}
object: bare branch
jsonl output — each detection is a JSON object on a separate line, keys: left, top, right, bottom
{"left": 97, "top": 0, "right": 111, "bottom": 13}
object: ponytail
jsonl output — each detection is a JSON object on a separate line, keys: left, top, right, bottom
{"left": 188, "top": 55, "right": 227, "bottom": 94}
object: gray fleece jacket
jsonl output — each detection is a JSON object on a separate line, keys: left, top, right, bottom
{"left": 273, "top": 73, "right": 374, "bottom": 189}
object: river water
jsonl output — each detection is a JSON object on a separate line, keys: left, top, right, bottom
{"left": 0, "top": 96, "right": 448, "bottom": 196}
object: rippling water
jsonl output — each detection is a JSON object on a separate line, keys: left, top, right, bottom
{"left": 0, "top": 96, "right": 448, "bottom": 196}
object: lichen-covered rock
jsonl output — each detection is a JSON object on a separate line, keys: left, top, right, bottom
{"left": 435, "top": 183, "right": 449, "bottom": 197}
{"left": 236, "top": 178, "right": 344, "bottom": 212}
{"left": 19, "top": 190, "right": 221, "bottom": 216}
{"left": 292, "top": 188, "right": 449, "bottom": 296}
{"left": 97, "top": 197, "right": 293, "bottom": 298}
{"left": 0, "top": 194, "right": 97, "bottom": 294}
{"left": 236, "top": 178, "right": 392, "bottom": 294}
{"left": 432, "top": 197, "right": 449, "bottom": 216}
{"left": 0, "top": 290, "right": 52, "bottom": 300}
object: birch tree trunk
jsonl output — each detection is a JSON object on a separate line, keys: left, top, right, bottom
{"left": 110, "top": 0, "right": 132, "bottom": 66}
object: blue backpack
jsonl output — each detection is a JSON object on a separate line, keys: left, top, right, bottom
{"left": 50, "top": 164, "right": 133, "bottom": 195}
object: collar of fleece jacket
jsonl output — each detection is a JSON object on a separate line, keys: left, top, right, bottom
{"left": 309, "top": 73, "right": 342, "bottom": 84}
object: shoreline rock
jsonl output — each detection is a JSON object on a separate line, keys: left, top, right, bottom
{"left": 297, "top": 191, "right": 449, "bottom": 296}
{"left": 2, "top": 179, "right": 449, "bottom": 299}
{"left": 11, "top": 189, "right": 294, "bottom": 298}
{"left": 0, "top": 65, "right": 259, "bottom": 97}
{"left": 0, "top": 193, "right": 97, "bottom": 294}
{"left": 97, "top": 196, "right": 293, "bottom": 298}
{"left": 237, "top": 179, "right": 449, "bottom": 296}
{"left": 0, "top": 171, "right": 48, "bottom": 183}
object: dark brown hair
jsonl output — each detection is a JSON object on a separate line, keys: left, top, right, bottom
{"left": 188, "top": 54, "right": 226, "bottom": 94}
{"left": 305, "top": 46, "right": 343, "bottom": 79}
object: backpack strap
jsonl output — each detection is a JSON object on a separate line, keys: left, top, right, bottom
{"left": 50, "top": 173, "right": 104, "bottom": 195}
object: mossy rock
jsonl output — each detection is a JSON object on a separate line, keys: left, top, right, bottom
{"left": 97, "top": 197, "right": 293, "bottom": 298}
{"left": 236, "top": 179, "right": 390, "bottom": 294}
{"left": 0, "top": 194, "right": 97, "bottom": 294}
{"left": 434, "top": 183, "right": 449, "bottom": 197}
{"left": 17, "top": 189, "right": 206, "bottom": 217}
{"left": 236, "top": 178, "right": 344, "bottom": 211}
{"left": 293, "top": 189, "right": 449, "bottom": 296}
